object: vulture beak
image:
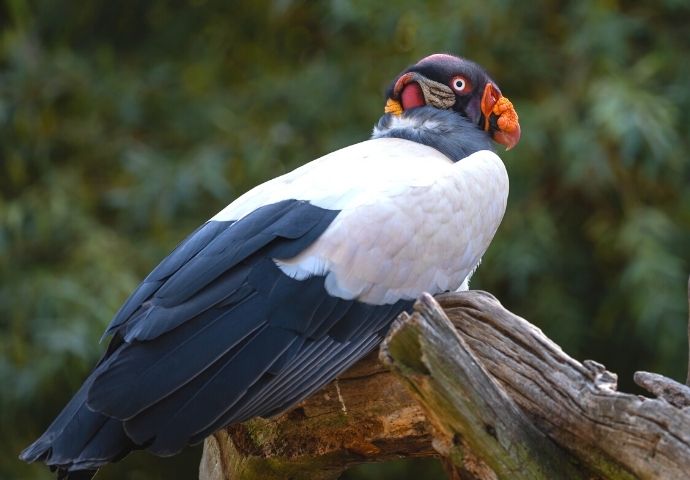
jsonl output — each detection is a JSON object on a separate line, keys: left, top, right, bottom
{"left": 385, "top": 72, "right": 456, "bottom": 115}
{"left": 384, "top": 73, "right": 423, "bottom": 115}
{"left": 481, "top": 83, "right": 521, "bottom": 150}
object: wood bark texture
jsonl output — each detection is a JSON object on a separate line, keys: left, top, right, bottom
{"left": 200, "top": 291, "right": 690, "bottom": 480}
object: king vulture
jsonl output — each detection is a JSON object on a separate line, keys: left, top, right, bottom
{"left": 20, "top": 53, "right": 520, "bottom": 478}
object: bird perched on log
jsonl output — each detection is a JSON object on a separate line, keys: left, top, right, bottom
{"left": 20, "top": 53, "right": 520, "bottom": 479}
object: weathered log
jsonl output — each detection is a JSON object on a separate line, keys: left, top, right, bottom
{"left": 199, "top": 351, "right": 435, "bottom": 480}
{"left": 380, "top": 293, "right": 582, "bottom": 480}
{"left": 200, "top": 291, "right": 690, "bottom": 480}
{"left": 634, "top": 371, "right": 690, "bottom": 408}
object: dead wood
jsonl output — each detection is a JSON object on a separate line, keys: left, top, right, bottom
{"left": 200, "top": 291, "right": 690, "bottom": 480}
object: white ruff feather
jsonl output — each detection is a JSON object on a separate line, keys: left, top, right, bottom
{"left": 371, "top": 115, "right": 441, "bottom": 137}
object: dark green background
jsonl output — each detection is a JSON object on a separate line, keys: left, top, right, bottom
{"left": 2, "top": 1, "right": 689, "bottom": 478}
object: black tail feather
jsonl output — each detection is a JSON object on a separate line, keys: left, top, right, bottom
{"left": 20, "top": 372, "right": 135, "bottom": 475}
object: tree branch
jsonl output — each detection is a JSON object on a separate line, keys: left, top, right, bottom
{"left": 200, "top": 291, "right": 690, "bottom": 480}
{"left": 199, "top": 351, "right": 435, "bottom": 480}
{"left": 633, "top": 371, "right": 690, "bottom": 408}
{"left": 380, "top": 293, "right": 581, "bottom": 480}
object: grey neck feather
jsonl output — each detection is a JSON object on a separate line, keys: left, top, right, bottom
{"left": 371, "top": 106, "right": 494, "bottom": 162}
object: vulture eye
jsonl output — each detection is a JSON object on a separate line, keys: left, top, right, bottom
{"left": 451, "top": 75, "right": 470, "bottom": 93}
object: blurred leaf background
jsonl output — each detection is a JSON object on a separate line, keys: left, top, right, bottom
{"left": 2, "top": 0, "right": 689, "bottom": 478}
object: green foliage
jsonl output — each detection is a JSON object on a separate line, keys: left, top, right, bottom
{"left": 2, "top": 0, "right": 689, "bottom": 478}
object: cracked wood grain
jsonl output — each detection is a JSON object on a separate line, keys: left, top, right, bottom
{"left": 199, "top": 350, "right": 435, "bottom": 480}
{"left": 380, "top": 293, "right": 581, "bottom": 480}
{"left": 200, "top": 291, "right": 690, "bottom": 480}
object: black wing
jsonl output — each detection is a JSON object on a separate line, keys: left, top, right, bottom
{"left": 22, "top": 198, "right": 412, "bottom": 470}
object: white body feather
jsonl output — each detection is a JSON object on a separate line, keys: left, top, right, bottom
{"left": 212, "top": 137, "right": 508, "bottom": 305}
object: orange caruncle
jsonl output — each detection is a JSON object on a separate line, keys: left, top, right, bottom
{"left": 494, "top": 97, "right": 519, "bottom": 133}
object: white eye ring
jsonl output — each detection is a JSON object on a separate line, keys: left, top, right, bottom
{"left": 451, "top": 76, "right": 468, "bottom": 92}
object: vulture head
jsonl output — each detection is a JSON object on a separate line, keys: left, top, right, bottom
{"left": 384, "top": 53, "right": 521, "bottom": 150}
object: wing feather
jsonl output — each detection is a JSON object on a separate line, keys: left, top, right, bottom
{"left": 123, "top": 325, "right": 300, "bottom": 454}
{"left": 108, "top": 200, "right": 339, "bottom": 342}
{"left": 87, "top": 295, "right": 266, "bottom": 419}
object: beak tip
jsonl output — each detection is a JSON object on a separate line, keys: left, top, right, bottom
{"left": 495, "top": 124, "right": 521, "bottom": 151}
